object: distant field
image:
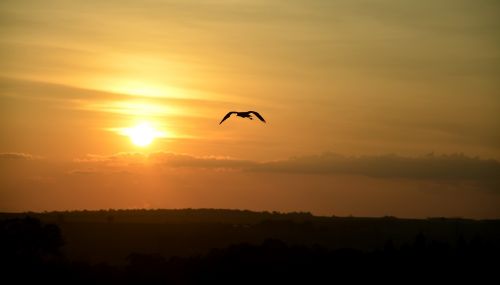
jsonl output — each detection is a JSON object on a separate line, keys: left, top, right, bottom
{"left": 2, "top": 209, "right": 499, "bottom": 265}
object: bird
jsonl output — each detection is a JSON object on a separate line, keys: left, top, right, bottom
{"left": 219, "top": 111, "right": 266, "bottom": 124}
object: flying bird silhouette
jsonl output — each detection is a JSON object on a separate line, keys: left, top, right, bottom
{"left": 219, "top": 111, "right": 266, "bottom": 124}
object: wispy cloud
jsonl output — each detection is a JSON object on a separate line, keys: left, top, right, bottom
{"left": 150, "top": 152, "right": 255, "bottom": 169}
{"left": 0, "top": 77, "right": 231, "bottom": 114}
{"left": 0, "top": 152, "right": 41, "bottom": 160}
{"left": 255, "top": 153, "right": 500, "bottom": 181}
{"left": 74, "top": 151, "right": 500, "bottom": 183}
{"left": 75, "top": 151, "right": 254, "bottom": 170}
{"left": 2, "top": 150, "right": 499, "bottom": 217}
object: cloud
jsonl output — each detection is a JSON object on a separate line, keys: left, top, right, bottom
{"left": 0, "top": 77, "right": 232, "bottom": 114}
{"left": 67, "top": 169, "right": 100, "bottom": 175}
{"left": 149, "top": 152, "right": 255, "bottom": 169}
{"left": 75, "top": 151, "right": 500, "bottom": 182}
{"left": 0, "top": 152, "right": 41, "bottom": 160}
{"left": 74, "top": 152, "right": 147, "bottom": 163}
{"left": 4, "top": 150, "right": 500, "bottom": 217}
{"left": 253, "top": 153, "right": 500, "bottom": 181}
{"left": 75, "top": 151, "right": 255, "bottom": 170}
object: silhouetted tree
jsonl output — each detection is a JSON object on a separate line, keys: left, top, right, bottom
{"left": 0, "top": 217, "right": 64, "bottom": 262}
{"left": 0, "top": 217, "right": 65, "bottom": 282}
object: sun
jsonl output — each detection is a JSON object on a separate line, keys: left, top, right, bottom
{"left": 122, "top": 122, "right": 165, "bottom": 147}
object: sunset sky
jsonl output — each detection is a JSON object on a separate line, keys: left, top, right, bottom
{"left": 1, "top": 0, "right": 499, "bottom": 218}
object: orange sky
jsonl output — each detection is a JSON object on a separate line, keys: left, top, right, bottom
{"left": 1, "top": 0, "right": 499, "bottom": 218}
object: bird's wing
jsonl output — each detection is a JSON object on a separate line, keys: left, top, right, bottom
{"left": 248, "top": 111, "right": 266, "bottom": 123}
{"left": 219, "top": 111, "right": 236, "bottom": 124}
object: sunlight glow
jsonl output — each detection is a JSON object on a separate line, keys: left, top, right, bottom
{"left": 121, "top": 122, "right": 168, "bottom": 147}
{"left": 109, "top": 81, "right": 169, "bottom": 98}
{"left": 85, "top": 101, "right": 177, "bottom": 117}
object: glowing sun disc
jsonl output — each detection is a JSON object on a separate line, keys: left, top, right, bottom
{"left": 123, "top": 123, "right": 164, "bottom": 147}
